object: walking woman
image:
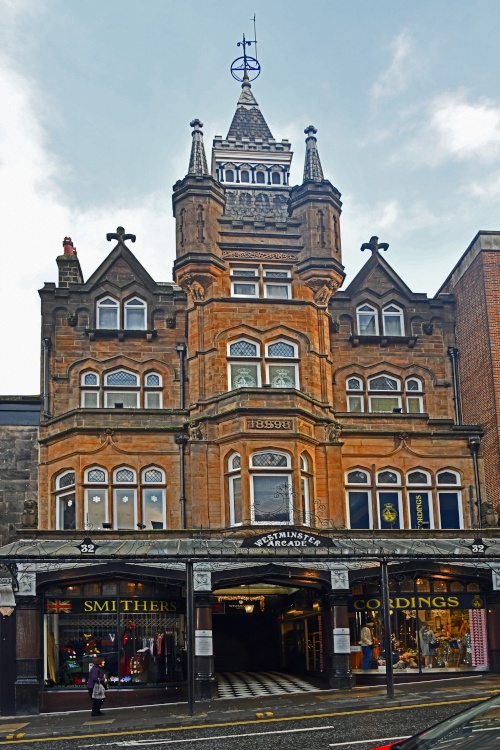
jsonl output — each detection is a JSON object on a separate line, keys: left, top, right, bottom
{"left": 87, "top": 656, "right": 107, "bottom": 716}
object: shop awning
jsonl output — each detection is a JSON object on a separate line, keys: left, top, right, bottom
{"left": 0, "top": 536, "right": 499, "bottom": 564}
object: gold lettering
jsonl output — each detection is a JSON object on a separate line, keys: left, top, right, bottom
{"left": 418, "top": 597, "right": 431, "bottom": 609}
{"left": 160, "top": 602, "right": 170, "bottom": 612}
{"left": 447, "top": 596, "right": 459, "bottom": 607}
{"left": 94, "top": 601, "right": 110, "bottom": 612}
{"left": 84, "top": 601, "right": 93, "bottom": 612}
{"left": 150, "top": 601, "right": 159, "bottom": 611}
{"left": 133, "top": 600, "right": 148, "bottom": 611}
{"left": 170, "top": 602, "right": 177, "bottom": 612}
{"left": 432, "top": 597, "right": 446, "bottom": 608}
{"left": 410, "top": 598, "right": 416, "bottom": 608}
{"left": 121, "top": 600, "right": 133, "bottom": 611}
{"left": 366, "top": 599, "right": 381, "bottom": 610}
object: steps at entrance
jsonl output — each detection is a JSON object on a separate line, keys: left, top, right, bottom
{"left": 216, "top": 671, "right": 319, "bottom": 699}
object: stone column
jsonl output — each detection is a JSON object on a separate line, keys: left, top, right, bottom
{"left": 15, "top": 596, "right": 42, "bottom": 715}
{"left": 193, "top": 564, "right": 217, "bottom": 701}
{"left": 325, "top": 567, "right": 355, "bottom": 689}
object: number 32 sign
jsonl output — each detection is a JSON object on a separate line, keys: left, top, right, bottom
{"left": 76, "top": 537, "right": 100, "bottom": 555}
{"left": 469, "top": 538, "right": 489, "bottom": 555}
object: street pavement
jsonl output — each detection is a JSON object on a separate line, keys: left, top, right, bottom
{"left": 0, "top": 674, "right": 498, "bottom": 748}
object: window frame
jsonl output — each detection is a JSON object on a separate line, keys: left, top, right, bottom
{"left": 96, "top": 296, "right": 120, "bottom": 330}
{"left": 141, "top": 467, "right": 167, "bottom": 530}
{"left": 55, "top": 471, "right": 76, "bottom": 531}
{"left": 356, "top": 303, "right": 379, "bottom": 336}
{"left": 249, "top": 451, "right": 293, "bottom": 526}
{"left": 227, "top": 452, "right": 243, "bottom": 527}
{"left": 124, "top": 296, "right": 147, "bottom": 331}
{"left": 265, "top": 338, "right": 299, "bottom": 389}
{"left": 300, "top": 453, "right": 312, "bottom": 526}
{"left": 368, "top": 374, "right": 402, "bottom": 413}
{"left": 104, "top": 369, "right": 140, "bottom": 409}
{"left": 382, "top": 304, "right": 405, "bottom": 336}
{"left": 345, "top": 472, "right": 372, "bottom": 530}
{"left": 436, "top": 470, "right": 463, "bottom": 529}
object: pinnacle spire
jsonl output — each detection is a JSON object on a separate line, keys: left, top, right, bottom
{"left": 227, "top": 77, "right": 273, "bottom": 141}
{"left": 303, "top": 125, "right": 324, "bottom": 182}
{"left": 188, "top": 119, "right": 209, "bottom": 176}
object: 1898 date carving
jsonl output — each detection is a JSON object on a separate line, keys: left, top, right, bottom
{"left": 247, "top": 419, "right": 292, "bottom": 430}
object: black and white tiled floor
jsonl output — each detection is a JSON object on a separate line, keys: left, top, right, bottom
{"left": 216, "top": 671, "right": 318, "bottom": 699}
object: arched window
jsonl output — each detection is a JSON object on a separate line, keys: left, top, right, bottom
{"left": 225, "top": 169, "right": 234, "bottom": 182}
{"left": 228, "top": 453, "right": 242, "bottom": 526}
{"left": 256, "top": 171, "right": 265, "bottom": 184}
{"left": 250, "top": 451, "right": 292, "bottom": 524}
{"left": 55, "top": 471, "right": 76, "bottom": 530}
{"left": 405, "top": 377, "right": 424, "bottom": 413}
{"left": 113, "top": 467, "right": 137, "bottom": 530}
{"left": 368, "top": 374, "right": 401, "bottom": 413}
{"left": 436, "top": 470, "right": 463, "bottom": 529}
{"left": 104, "top": 369, "right": 139, "bottom": 408}
{"left": 124, "top": 297, "right": 146, "bottom": 330}
{"left": 382, "top": 304, "right": 404, "bottom": 336}
{"left": 357, "top": 303, "right": 378, "bottom": 336}
{"left": 265, "top": 339, "right": 299, "bottom": 389}
{"left": 345, "top": 469, "right": 372, "bottom": 529}
{"left": 376, "top": 468, "right": 402, "bottom": 529}
{"left": 144, "top": 372, "right": 163, "bottom": 409}
{"left": 271, "top": 171, "right": 281, "bottom": 184}
{"left": 84, "top": 467, "right": 108, "bottom": 530}
{"left": 141, "top": 467, "right": 166, "bottom": 530}
{"left": 227, "top": 338, "right": 261, "bottom": 391}
{"left": 300, "top": 454, "right": 312, "bottom": 526}
{"left": 240, "top": 170, "right": 250, "bottom": 183}
{"left": 81, "top": 371, "right": 100, "bottom": 408}
{"left": 406, "top": 470, "right": 433, "bottom": 530}
{"left": 97, "top": 296, "right": 119, "bottom": 329}
{"left": 346, "top": 376, "right": 364, "bottom": 412}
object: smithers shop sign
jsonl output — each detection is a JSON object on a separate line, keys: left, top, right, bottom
{"left": 241, "top": 529, "right": 335, "bottom": 548}
{"left": 44, "top": 598, "right": 185, "bottom": 614}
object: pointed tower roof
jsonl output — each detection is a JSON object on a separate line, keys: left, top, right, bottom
{"left": 188, "top": 119, "right": 209, "bottom": 176}
{"left": 303, "top": 125, "right": 324, "bottom": 182}
{"left": 227, "top": 71, "right": 273, "bottom": 141}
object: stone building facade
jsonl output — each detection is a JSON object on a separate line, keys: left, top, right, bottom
{"left": 1, "top": 71, "right": 499, "bottom": 717}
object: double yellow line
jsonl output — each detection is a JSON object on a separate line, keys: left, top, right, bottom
{"left": 0, "top": 697, "right": 485, "bottom": 745}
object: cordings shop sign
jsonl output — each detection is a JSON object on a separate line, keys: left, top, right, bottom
{"left": 241, "top": 528, "right": 335, "bottom": 548}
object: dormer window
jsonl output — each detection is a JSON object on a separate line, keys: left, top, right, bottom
{"left": 271, "top": 171, "right": 281, "bottom": 185}
{"left": 124, "top": 297, "right": 146, "bottom": 330}
{"left": 382, "top": 305, "right": 404, "bottom": 336}
{"left": 256, "top": 171, "right": 265, "bottom": 183}
{"left": 225, "top": 169, "right": 235, "bottom": 182}
{"left": 97, "top": 297, "right": 119, "bottom": 329}
{"left": 240, "top": 170, "right": 250, "bottom": 183}
{"left": 357, "top": 304, "right": 378, "bottom": 335}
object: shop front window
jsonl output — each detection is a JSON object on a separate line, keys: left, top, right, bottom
{"left": 44, "top": 582, "right": 186, "bottom": 689}
{"left": 349, "top": 580, "right": 488, "bottom": 673}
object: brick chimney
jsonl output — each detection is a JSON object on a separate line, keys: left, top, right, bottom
{"left": 56, "top": 237, "right": 84, "bottom": 287}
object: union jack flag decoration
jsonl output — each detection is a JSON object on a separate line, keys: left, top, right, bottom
{"left": 46, "top": 600, "right": 72, "bottom": 614}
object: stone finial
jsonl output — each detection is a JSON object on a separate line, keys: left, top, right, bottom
{"left": 360, "top": 236, "right": 389, "bottom": 254}
{"left": 188, "top": 119, "right": 209, "bottom": 176}
{"left": 106, "top": 226, "right": 137, "bottom": 243}
{"left": 303, "top": 125, "right": 324, "bottom": 182}
{"left": 63, "top": 237, "right": 76, "bottom": 255}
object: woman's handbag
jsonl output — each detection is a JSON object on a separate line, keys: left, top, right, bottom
{"left": 92, "top": 679, "right": 106, "bottom": 700}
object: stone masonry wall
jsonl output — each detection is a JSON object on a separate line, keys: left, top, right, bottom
{"left": 0, "top": 425, "right": 38, "bottom": 545}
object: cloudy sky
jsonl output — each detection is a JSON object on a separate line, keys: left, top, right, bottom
{"left": 1, "top": 0, "right": 499, "bottom": 394}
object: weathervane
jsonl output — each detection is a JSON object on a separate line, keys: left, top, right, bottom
{"left": 230, "top": 15, "right": 261, "bottom": 82}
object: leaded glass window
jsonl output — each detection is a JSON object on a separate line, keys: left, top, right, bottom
{"left": 230, "top": 364, "right": 259, "bottom": 389}
{"left": 146, "top": 374, "right": 161, "bottom": 387}
{"left": 407, "top": 470, "right": 430, "bottom": 485}
{"left": 268, "top": 341, "right": 295, "bottom": 358}
{"left": 58, "top": 472, "right": 75, "bottom": 489}
{"left": 437, "top": 471, "right": 459, "bottom": 485}
{"left": 106, "top": 370, "right": 138, "bottom": 386}
{"left": 347, "top": 470, "right": 369, "bottom": 484}
{"left": 347, "top": 377, "right": 362, "bottom": 390}
{"left": 369, "top": 375, "right": 400, "bottom": 391}
{"left": 265, "top": 271, "right": 289, "bottom": 278}
{"left": 229, "top": 453, "right": 241, "bottom": 471}
{"left": 87, "top": 469, "right": 106, "bottom": 483}
{"left": 83, "top": 372, "right": 98, "bottom": 386}
{"left": 252, "top": 452, "right": 289, "bottom": 468}
{"left": 229, "top": 341, "right": 258, "bottom": 357}
{"left": 406, "top": 378, "right": 422, "bottom": 391}
{"left": 143, "top": 469, "right": 163, "bottom": 483}
{"left": 377, "top": 470, "right": 400, "bottom": 484}
{"left": 115, "top": 468, "right": 135, "bottom": 483}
